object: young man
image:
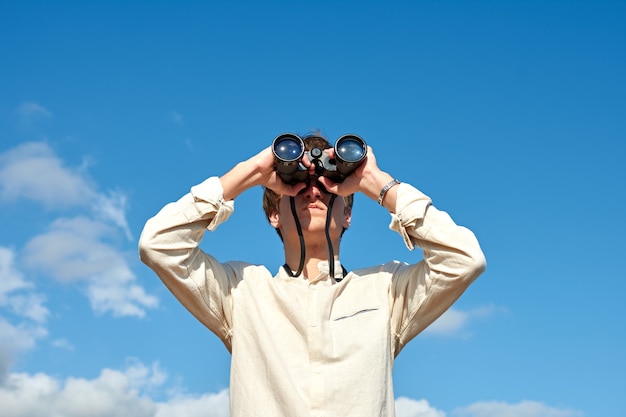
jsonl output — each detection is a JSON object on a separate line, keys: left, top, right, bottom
{"left": 139, "top": 133, "right": 486, "bottom": 417}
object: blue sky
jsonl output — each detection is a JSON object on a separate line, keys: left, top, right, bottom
{"left": 1, "top": 1, "right": 624, "bottom": 416}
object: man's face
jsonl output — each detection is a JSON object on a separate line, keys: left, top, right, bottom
{"left": 269, "top": 178, "right": 351, "bottom": 241}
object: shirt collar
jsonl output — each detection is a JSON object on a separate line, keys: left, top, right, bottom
{"left": 316, "top": 260, "right": 345, "bottom": 283}
{"left": 278, "top": 260, "right": 346, "bottom": 284}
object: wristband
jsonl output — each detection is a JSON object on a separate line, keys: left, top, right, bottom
{"left": 377, "top": 179, "right": 400, "bottom": 205}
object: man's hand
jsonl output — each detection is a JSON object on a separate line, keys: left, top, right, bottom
{"left": 317, "top": 146, "right": 398, "bottom": 212}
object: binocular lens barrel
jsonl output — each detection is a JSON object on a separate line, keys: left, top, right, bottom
{"left": 335, "top": 135, "right": 367, "bottom": 164}
{"left": 272, "top": 134, "right": 305, "bottom": 162}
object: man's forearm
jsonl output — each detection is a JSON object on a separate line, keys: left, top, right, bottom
{"left": 220, "top": 158, "right": 265, "bottom": 201}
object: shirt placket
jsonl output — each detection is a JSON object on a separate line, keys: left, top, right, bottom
{"left": 307, "top": 282, "right": 325, "bottom": 417}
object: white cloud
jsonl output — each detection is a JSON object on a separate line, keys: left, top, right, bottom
{"left": 0, "top": 141, "right": 157, "bottom": 318}
{"left": 0, "top": 369, "right": 156, "bottom": 417}
{"left": 0, "top": 142, "right": 95, "bottom": 208}
{"left": 4, "top": 293, "right": 48, "bottom": 323}
{"left": 17, "top": 102, "right": 52, "bottom": 119}
{"left": 0, "top": 360, "right": 585, "bottom": 417}
{"left": 0, "top": 361, "right": 230, "bottom": 417}
{"left": 0, "top": 247, "right": 33, "bottom": 302}
{"left": 0, "top": 319, "right": 47, "bottom": 357}
{"left": 425, "top": 308, "right": 469, "bottom": 336}
{"left": 23, "top": 216, "right": 157, "bottom": 318}
{"left": 123, "top": 359, "right": 168, "bottom": 394}
{"left": 395, "top": 397, "right": 446, "bottom": 417}
{"left": 87, "top": 274, "right": 158, "bottom": 318}
{"left": 51, "top": 338, "right": 75, "bottom": 351}
{"left": 94, "top": 191, "right": 132, "bottom": 239}
{"left": 0, "top": 318, "right": 47, "bottom": 380}
{"left": 22, "top": 217, "right": 118, "bottom": 283}
{"left": 0, "top": 141, "right": 131, "bottom": 237}
{"left": 0, "top": 246, "right": 50, "bottom": 380}
{"left": 15, "top": 102, "right": 52, "bottom": 130}
{"left": 0, "top": 247, "right": 48, "bottom": 323}
{"left": 155, "top": 390, "right": 230, "bottom": 417}
{"left": 424, "top": 305, "right": 501, "bottom": 337}
{"left": 453, "top": 400, "right": 584, "bottom": 417}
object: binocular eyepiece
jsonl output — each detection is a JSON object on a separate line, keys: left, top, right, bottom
{"left": 272, "top": 133, "right": 367, "bottom": 185}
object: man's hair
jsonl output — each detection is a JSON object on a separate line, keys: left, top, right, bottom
{"left": 262, "top": 132, "right": 354, "bottom": 240}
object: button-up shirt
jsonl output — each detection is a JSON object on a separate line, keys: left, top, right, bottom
{"left": 139, "top": 177, "right": 486, "bottom": 417}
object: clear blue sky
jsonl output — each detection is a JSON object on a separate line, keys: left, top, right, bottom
{"left": 1, "top": 1, "right": 624, "bottom": 416}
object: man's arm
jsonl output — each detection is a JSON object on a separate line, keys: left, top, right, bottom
{"left": 319, "top": 145, "right": 485, "bottom": 354}
{"left": 388, "top": 183, "right": 486, "bottom": 355}
{"left": 138, "top": 177, "right": 239, "bottom": 345}
{"left": 220, "top": 146, "right": 307, "bottom": 201}
{"left": 138, "top": 145, "right": 307, "bottom": 347}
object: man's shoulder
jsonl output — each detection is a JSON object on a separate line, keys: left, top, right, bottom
{"left": 349, "top": 260, "right": 407, "bottom": 277}
{"left": 222, "top": 260, "right": 274, "bottom": 280}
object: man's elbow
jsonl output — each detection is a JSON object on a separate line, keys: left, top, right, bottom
{"left": 464, "top": 247, "right": 486, "bottom": 282}
{"left": 138, "top": 225, "right": 159, "bottom": 267}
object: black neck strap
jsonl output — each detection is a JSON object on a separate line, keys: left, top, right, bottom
{"left": 283, "top": 194, "right": 346, "bottom": 281}
{"left": 325, "top": 194, "right": 338, "bottom": 279}
{"left": 289, "top": 196, "right": 305, "bottom": 277}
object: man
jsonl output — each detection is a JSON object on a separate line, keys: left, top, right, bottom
{"left": 139, "top": 133, "right": 486, "bottom": 417}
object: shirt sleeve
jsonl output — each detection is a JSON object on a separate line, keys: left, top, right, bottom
{"left": 138, "top": 176, "right": 239, "bottom": 350}
{"left": 387, "top": 183, "right": 486, "bottom": 356}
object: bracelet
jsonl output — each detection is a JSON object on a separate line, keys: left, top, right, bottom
{"left": 377, "top": 179, "right": 400, "bottom": 205}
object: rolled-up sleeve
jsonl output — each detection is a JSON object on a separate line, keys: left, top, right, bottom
{"left": 388, "top": 183, "right": 486, "bottom": 355}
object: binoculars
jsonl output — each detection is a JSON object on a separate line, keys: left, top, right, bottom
{"left": 272, "top": 133, "right": 367, "bottom": 184}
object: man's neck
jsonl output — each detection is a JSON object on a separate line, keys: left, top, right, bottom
{"left": 283, "top": 237, "right": 341, "bottom": 281}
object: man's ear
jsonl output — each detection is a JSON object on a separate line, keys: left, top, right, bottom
{"left": 269, "top": 210, "right": 281, "bottom": 229}
{"left": 342, "top": 206, "right": 352, "bottom": 229}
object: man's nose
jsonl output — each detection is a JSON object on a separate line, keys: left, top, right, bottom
{"left": 303, "top": 180, "right": 323, "bottom": 200}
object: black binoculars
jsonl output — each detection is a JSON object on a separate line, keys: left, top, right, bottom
{"left": 272, "top": 133, "right": 367, "bottom": 185}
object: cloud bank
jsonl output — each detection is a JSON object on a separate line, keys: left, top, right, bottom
{"left": 0, "top": 360, "right": 581, "bottom": 417}
{"left": 0, "top": 137, "right": 157, "bottom": 379}
{"left": 0, "top": 140, "right": 156, "bottom": 318}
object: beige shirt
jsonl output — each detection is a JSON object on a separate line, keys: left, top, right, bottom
{"left": 139, "top": 177, "right": 486, "bottom": 417}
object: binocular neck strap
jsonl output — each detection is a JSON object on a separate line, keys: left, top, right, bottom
{"left": 289, "top": 196, "right": 305, "bottom": 277}
{"left": 325, "top": 194, "right": 337, "bottom": 279}
{"left": 284, "top": 194, "right": 345, "bottom": 282}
